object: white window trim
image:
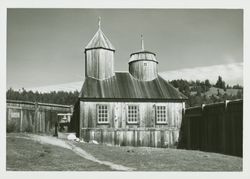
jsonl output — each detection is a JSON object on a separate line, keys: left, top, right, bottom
{"left": 127, "top": 104, "right": 139, "bottom": 124}
{"left": 97, "top": 104, "right": 109, "bottom": 124}
{"left": 155, "top": 105, "right": 168, "bottom": 125}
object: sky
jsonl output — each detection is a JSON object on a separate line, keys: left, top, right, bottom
{"left": 7, "top": 9, "right": 243, "bottom": 90}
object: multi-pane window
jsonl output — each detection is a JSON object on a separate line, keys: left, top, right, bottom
{"left": 127, "top": 105, "right": 139, "bottom": 124}
{"left": 97, "top": 105, "right": 109, "bottom": 124}
{"left": 156, "top": 106, "right": 167, "bottom": 124}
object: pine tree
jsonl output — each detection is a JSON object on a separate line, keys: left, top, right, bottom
{"left": 215, "top": 76, "right": 226, "bottom": 89}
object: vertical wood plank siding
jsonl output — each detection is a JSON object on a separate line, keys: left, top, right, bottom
{"left": 79, "top": 101, "right": 184, "bottom": 148}
{"left": 6, "top": 100, "right": 72, "bottom": 133}
{"left": 86, "top": 49, "right": 114, "bottom": 80}
{"left": 178, "top": 100, "right": 243, "bottom": 157}
{"left": 129, "top": 61, "right": 158, "bottom": 81}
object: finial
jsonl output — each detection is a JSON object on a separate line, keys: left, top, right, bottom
{"left": 98, "top": 16, "right": 101, "bottom": 29}
{"left": 141, "top": 34, "right": 144, "bottom": 51}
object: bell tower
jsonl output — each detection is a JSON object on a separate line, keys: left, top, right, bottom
{"left": 84, "top": 17, "right": 115, "bottom": 80}
{"left": 129, "top": 35, "right": 158, "bottom": 81}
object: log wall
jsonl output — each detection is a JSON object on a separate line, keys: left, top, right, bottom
{"left": 6, "top": 100, "right": 73, "bottom": 133}
{"left": 178, "top": 99, "right": 243, "bottom": 157}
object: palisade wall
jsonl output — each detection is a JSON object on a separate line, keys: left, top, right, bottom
{"left": 6, "top": 100, "right": 73, "bottom": 133}
{"left": 179, "top": 99, "right": 243, "bottom": 157}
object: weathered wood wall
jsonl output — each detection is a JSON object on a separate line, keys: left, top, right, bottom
{"left": 69, "top": 100, "right": 80, "bottom": 137}
{"left": 129, "top": 60, "right": 158, "bottom": 81}
{"left": 6, "top": 100, "right": 73, "bottom": 133}
{"left": 79, "top": 101, "right": 184, "bottom": 148}
{"left": 85, "top": 49, "right": 115, "bottom": 80}
{"left": 178, "top": 99, "right": 243, "bottom": 157}
{"left": 82, "top": 128, "right": 180, "bottom": 148}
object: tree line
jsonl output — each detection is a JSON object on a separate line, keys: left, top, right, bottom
{"left": 169, "top": 76, "right": 243, "bottom": 107}
{"left": 7, "top": 76, "right": 243, "bottom": 107}
{"left": 7, "top": 88, "right": 79, "bottom": 105}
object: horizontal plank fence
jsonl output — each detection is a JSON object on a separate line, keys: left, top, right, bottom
{"left": 178, "top": 99, "right": 243, "bottom": 157}
{"left": 6, "top": 100, "right": 73, "bottom": 133}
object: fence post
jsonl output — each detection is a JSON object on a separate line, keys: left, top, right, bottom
{"left": 201, "top": 104, "right": 206, "bottom": 150}
{"left": 222, "top": 100, "right": 229, "bottom": 154}
{"left": 34, "top": 102, "right": 38, "bottom": 133}
{"left": 182, "top": 102, "right": 186, "bottom": 115}
{"left": 20, "top": 109, "right": 23, "bottom": 132}
{"left": 70, "top": 105, "right": 74, "bottom": 113}
{"left": 225, "top": 100, "right": 229, "bottom": 109}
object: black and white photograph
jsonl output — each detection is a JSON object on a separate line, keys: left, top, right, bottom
{"left": 0, "top": 0, "right": 249, "bottom": 178}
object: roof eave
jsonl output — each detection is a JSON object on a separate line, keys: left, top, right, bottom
{"left": 78, "top": 97, "right": 187, "bottom": 102}
{"left": 130, "top": 51, "right": 156, "bottom": 57}
{"left": 84, "top": 47, "right": 115, "bottom": 53}
{"left": 128, "top": 59, "right": 158, "bottom": 64}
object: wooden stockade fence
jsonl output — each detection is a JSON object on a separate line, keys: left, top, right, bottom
{"left": 6, "top": 100, "right": 73, "bottom": 133}
{"left": 178, "top": 99, "right": 243, "bottom": 157}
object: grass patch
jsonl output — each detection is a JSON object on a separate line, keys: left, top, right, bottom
{"left": 6, "top": 133, "right": 242, "bottom": 171}
{"left": 6, "top": 133, "right": 111, "bottom": 171}
{"left": 74, "top": 142, "right": 242, "bottom": 171}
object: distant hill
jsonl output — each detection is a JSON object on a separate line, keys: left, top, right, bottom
{"left": 160, "top": 62, "right": 243, "bottom": 87}
{"left": 169, "top": 77, "right": 243, "bottom": 107}
{"left": 190, "top": 87, "right": 243, "bottom": 97}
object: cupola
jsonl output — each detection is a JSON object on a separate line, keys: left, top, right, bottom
{"left": 84, "top": 17, "right": 115, "bottom": 80}
{"left": 129, "top": 35, "right": 158, "bottom": 81}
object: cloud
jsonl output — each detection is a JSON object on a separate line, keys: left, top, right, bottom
{"left": 159, "top": 62, "right": 243, "bottom": 86}
{"left": 27, "top": 62, "right": 243, "bottom": 93}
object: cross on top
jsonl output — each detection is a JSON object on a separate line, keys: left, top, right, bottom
{"left": 141, "top": 34, "right": 145, "bottom": 51}
{"left": 98, "top": 16, "right": 101, "bottom": 29}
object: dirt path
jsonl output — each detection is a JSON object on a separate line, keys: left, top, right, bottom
{"left": 13, "top": 134, "right": 134, "bottom": 171}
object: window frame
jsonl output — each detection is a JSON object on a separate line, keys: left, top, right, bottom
{"left": 126, "top": 104, "right": 139, "bottom": 124}
{"left": 96, "top": 104, "right": 109, "bottom": 124}
{"left": 155, "top": 105, "right": 168, "bottom": 125}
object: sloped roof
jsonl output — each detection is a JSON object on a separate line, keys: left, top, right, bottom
{"left": 79, "top": 72, "right": 187, "bottom": 100}
{"left": 85, "top": 28, "right": 115, "bottom": 51}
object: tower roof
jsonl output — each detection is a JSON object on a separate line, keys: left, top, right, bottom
{"left": 85, "top": 17, "right": 115, "bottom": 52}
{"left": 129, "top": 35, "right": 158, "bottom": 63}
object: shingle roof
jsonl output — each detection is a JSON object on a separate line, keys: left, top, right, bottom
{"left": 79, "top": 72, "right": 187, "bottom": 100}
{"left": 85, "top": 29, "right": 115, "bottom": 51}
